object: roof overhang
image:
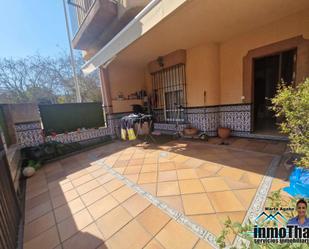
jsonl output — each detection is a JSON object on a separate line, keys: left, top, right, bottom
{"left": 82, "top": 0, "right": 187, "bottom": 74}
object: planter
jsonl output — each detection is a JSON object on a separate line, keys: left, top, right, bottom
{"left": 23, "top": 167, "right": 35, "bottom": 178}
{"left": 218, "top": 127, "right": 231, "bottom": 139}
{"left": 183, "top": 127, "right": 198, "bottom": 136}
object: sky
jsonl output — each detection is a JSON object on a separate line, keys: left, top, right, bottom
{"left": 0, "top": 0, "right": 72, "bottom": 59}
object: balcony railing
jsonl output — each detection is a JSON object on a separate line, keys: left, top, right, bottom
{"left": 68, "top": 0, "right": 96, "bottom": 36}
{"left": 76, "top": 0, "right": 96, "bottom": 26}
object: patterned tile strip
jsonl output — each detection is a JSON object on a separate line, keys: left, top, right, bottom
{"left": 98, "top": 161, "right": 220, "bottom": 249}
{"left": 232, "top": 155, "right": 282, "bottom": 248}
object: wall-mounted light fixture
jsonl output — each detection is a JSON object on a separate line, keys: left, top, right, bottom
{"left": 157, "top": 56, "right": 164, "bottom": 68}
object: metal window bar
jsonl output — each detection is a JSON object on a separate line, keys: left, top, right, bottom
{"left": 151, "top": 64, "right": 187, "bottom": 123}
{"left": 0, "top": 137, "right": 21, "bottom": 249}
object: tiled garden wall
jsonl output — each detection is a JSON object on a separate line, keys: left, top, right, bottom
{"left": 154, "top": 103, "right": 252, "bottom": 136}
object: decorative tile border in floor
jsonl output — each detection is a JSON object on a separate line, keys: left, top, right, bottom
{"left": 98, "top": 160, "right": 220, "bottom": 249}
{"left": 232, "top": 155, "right": 282, "bottom": 248}
{"left": 96, "top": 151, "right": 281, "bottom": 249}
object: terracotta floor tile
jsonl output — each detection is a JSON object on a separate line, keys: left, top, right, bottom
{"left": 207, "top": 191, "right": 246, "bottom": 212}
{"left": 124, "top": 165, "right": 142, "bottom": 174}
{"left": 158, "top": 170, "right": 178, "bottom": 182}
{"left": 90, "top": 168, "right": 107, "bottom": 178}
{"left": 138, "top": 172, "right": 157, "bottom": 184}
{"left": 139, "top": 183, "right": 157, "bottom": 195}
{"left": 131, "top": 154, "right": 145, "bottom": 159}
{"left": 216, "top": 211, "right": 246, "bottom": 226}
{"left": 196, "top": 162, "right": 222, "bottom": 177}
{"left": 114, "top": 167, "right": 126, "bottom": 174}
{"left": 111, "top": 185, "right": 136, "bottom": 203}
{"left": 122, "top": 194, "right": 151, "bottom": 217}
{"left": 106, "top": 220, "right": 151, "bottom": 249}
{"left": 23, "top": 226, "right": 60, "bottom": 249}
{"left": 136, "top": 205, "right": 170, "bottom": 236}
{"left": 57, "top": 209, "right": 93, "bottom": 242}
{"left": 104, "top": 179, "right": 125, "bottom": 193}
{"left": 189, "top": 214, "right": 223, "bottom": 237}
{"left": 155, "top": 220, "right": 198, "bottom": 249}
{"left": 23, "top": 212, "right": 55, "bottom": 243}
{"left": 76, "top": 179, "right": 100, "bottom": 195}
{"left": 182, "top": 193, "right": 215, "bottom": 215}
{"left": 200, "top": 177, "right": 230, "bottom": 192}
{"left": 47, "top": 178, "right": 71, "bottom": 190}
{"left": 62, "top": 223, "right": 104, "bottom": 249}
{"left": 179, "top": 179, "right": 205, "bottom": 194}
{"left": 125, "top": 173, "right": 139, "bottom": 183}
{"left": 86, "top": 164, "right": 102, "bottom": 173}
{"left": 80, "top": 186, "right": 108, "bottom": 206}
{"left": 144, "top": 157, "right": 158, "bottom": 164}
{"left": 66, "top": 169, "right": 89, "bottom": 180}
{"left": 25, "top": 200, "right": 52, "bottom": 224}
{"left": 25, "top": 191, "right": 50, "bottom": 211}
{"left": 217, "top": 167, "right": 245, "bottom": 181}
{"left": 128, "top": 158, "right": 144, "bottom": 166}
{"left": 160, "top": 195, "right": 184, "bottom": 213}
{"left": 144, "top": 239, "right": 165, "bottom": 249}
{"left": 96, "top": 173, "right": 115, "bottom": 185}
{"left": 224, "top": 178, "right": 255, "bottom": 190}
{"left": 96, "top": 205, "right": 133, "bottom": 239}
{"left": 49, "top": 182, "right": 74, "bottom": 198}
{"left": 157, "top": 181, "right": 180, "bottom": 197}
{"left": 233, "top": 189, "right": 257, "bottom": 209}
{"left": 194, "top": 240, "right": 214, "bottom": 249}
{"left": 114, "top": 160, "right": 129, "bottom": 168}
{"left": 51, "top": 189, "right": 79, "bottom": 209}
{"left": 184, "top": 158, "right": 204, "bottom": 168}
{"left": 177, "top": 169, "right": 198, "bottom": 180}
{"left": 159, "top": 162, "right": 176, "bottom": 171}
{"left": 54, "top": 198, "right": 85, "bottom": 223}
{"left": 71, "top": 174, "right": 94, "bottom": 187}
{"left": 141, "top": 163, "right": 158, "bottom": 173}
{"left": 88, "top": 195, "right": 119, "bottom": 220}
{"left": 240, "top": 172, "right": 263, "bottom": 187}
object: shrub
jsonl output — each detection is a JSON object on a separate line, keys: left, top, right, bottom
{"left": 271, "top": 79, "right": 309, "bottom": 168}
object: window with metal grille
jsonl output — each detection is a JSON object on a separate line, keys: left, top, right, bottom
{"left": 151, "top": 64, "right": 186, "bottom": 123}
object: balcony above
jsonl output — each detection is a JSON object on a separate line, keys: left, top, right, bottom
{"left": 70, "top": 0, "right": 151, "bottom": 54}
{"left": 71, "top": 0, "right": 117, "bottom": 50}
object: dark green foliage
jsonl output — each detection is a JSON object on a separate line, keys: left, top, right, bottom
{"left": 271, "top": 79, "right": 309, "bottom": 168}
{"left": 39, "top": 102, "right": 105, "bottom": 135}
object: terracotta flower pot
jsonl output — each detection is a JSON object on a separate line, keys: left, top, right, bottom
{"left": 183, "top": 127, "right": 198, "bottom": 136}
{"left": 218, "top": 127, "right": 231, "bottom": 139}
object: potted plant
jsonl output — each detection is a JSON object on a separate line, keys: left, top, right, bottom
{"left": 218, "top": 127, "right": 231, "bottom": 145}
{"left": 183, "top": 125, "right": 199, "bottom": 136}
{"left": 22, "top": 160, "right": 41, "bottom": 178}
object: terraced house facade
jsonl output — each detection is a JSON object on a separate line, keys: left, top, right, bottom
{"left": 68, "top": 0, "right": 309, "bottom": 138}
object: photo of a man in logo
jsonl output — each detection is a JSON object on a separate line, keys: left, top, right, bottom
{"left": 287, "top": 199, "right": 309, "bottom": 227}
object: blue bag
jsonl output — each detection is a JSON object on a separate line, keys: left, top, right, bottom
{"left": 284, "top": 167, "right": 309, "bottom": 198}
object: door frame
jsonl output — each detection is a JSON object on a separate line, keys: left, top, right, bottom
{"left": 252, "top": 50, "right": 296, "bottom": 132}
{"left": 242, "top": 35, "right": 309, "bottom": 132}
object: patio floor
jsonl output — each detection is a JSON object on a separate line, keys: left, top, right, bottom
{"left": 23, "top": 137, "right": 288, "bottom": 249}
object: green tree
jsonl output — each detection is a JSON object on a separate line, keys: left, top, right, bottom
{"left": 271, "top": 79, "right": 309, "bottom": 168}
{"left": 0, "top": 53, "right": 102, "bottom": 104}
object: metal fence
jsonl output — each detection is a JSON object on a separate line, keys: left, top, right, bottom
{"left": 0, "top": 137, "right": 21, "bottom": 249}
{"left": 0, "top": 105, "right": 11, "bottom": 146}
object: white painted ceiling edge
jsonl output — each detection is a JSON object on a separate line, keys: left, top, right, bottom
{"left": 81, "top": 0, "right": 187, "bottom": 74}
